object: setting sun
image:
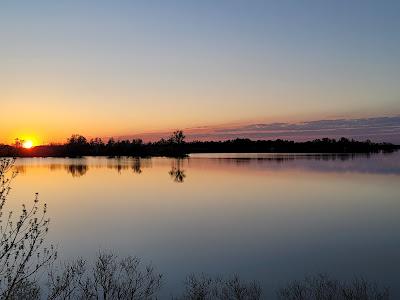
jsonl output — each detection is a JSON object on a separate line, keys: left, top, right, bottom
{"left": 0, "top": 2, "right": 399, "bottom": 297}
{"left": 22, "top": 140, "right": 33, "bottom": 149}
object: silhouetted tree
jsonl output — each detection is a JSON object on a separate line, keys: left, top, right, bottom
{"left": 47, "top": 252, "right": 162, "bottom": 300}
{"left": 0, "top": 158, "right": 56, "bottom": 299}
{"left": 164, "top": 130, "right": 187, "bottom": 156}
{"left": 67, "top": 135, "right": 88, "bottom": 146}
{"left": 169, "top": 131, "right": 185, "bottom": 145}
{"left": 66, "top": 135, "right": 89, "bottom": 157}
{"left": 13, "top": 139, "right": 23, "bottom": 149}
{"left": 178, "top": 273, "right": 261, "bottom": 300}
{"left": 89, "top": 138, "right": 105, "bottom": 155}
{"left": 277, "top": 274, "right": 389, "bottom": 300}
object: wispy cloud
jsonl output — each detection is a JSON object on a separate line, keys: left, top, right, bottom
{"left": 119, "top": 116, "right": 400, "bottom": 144}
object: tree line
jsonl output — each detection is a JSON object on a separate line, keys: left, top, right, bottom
{"left": 0, "top": 131, "right": 399, "bottom": 157}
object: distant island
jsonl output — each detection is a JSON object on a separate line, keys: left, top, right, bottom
{"left": 0, "top": 131, "right": 398, "bottom": 158}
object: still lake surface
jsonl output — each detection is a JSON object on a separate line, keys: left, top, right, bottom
{"left": 9, "top": 152, "right": 400, "bottom": 297}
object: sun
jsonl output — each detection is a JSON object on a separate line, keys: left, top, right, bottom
{"left": 22, "top": 140, "right": 33, "bottom": 149}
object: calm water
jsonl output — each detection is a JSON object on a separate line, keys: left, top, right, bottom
{"left": 8, "top": 153, "right": 400, "bottom": 298}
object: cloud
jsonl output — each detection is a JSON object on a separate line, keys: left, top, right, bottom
{"left": 119, "top": 116, "right": 400, "bottom": 144}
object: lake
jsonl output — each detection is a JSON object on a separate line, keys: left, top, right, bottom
{"left": 8, "top": 152, "right": 400, "bottom": 298}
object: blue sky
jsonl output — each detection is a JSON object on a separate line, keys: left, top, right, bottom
{"left": 0, "top": 0, "right": 399, "bottom": 143}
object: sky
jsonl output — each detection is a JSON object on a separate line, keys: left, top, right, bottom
{"left": 1, "top": 0, "right": 399, "bottom": 144}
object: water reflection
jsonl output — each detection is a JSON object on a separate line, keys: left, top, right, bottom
{"left": 169, "top": 158, "right": 187, "bottom": 183}
{"left": 27, "top": 157, "right": 153, "bottom": 178}
{"left": 190, "top": 152, "right": 400, "bottom": 175}
{"left": 132, "top": 157, "right": 142, "bottom": 174}
{"left": 8, "top": 152, "right": 400, "bottom": 298}
{"left": 12, "top": 152, "right": 400, "bottom": 179}
{"left": 14, "top": 165, "right": 26, "bottom": 174}
{"left": 66, "top": 164, "right": 88, "bottom": 177}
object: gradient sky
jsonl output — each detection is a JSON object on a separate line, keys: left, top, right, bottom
{"left": 1, "top": 0, "right": 399, "bottom": 144}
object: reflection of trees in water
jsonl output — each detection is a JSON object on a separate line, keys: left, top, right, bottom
{"left": 169, "top": 159, "right": 186, "bottom": 183}
{"left": 214, "top": 153, "right": 370, "bottom": 166}
{"left": 19, "top": 158, "right": 152, "bottom": 177}
{"left": 66, "top": 164, "right": 88, "bottom": 178}
{"left": 62, "top": 157, "right": 186, "bottom": 180}
{"left": 49, "top": 164, "right": 63, "bottom": 172}
{"left": 62, "top": 158, "right": 152, "bottom": 177}
{"left": 115, "top": 158, "right": 142, "bottom": 174}
{"left": 14, "top": 165, "right": 26, "bottom": 174}
{"left": 107, "top": 161, "right": 128, "bottom": 173}
{"left": 106, "top": 157, "right": 151, "bottom": 174}
{"left": 107, "top": 157, "right": 152, "bottom": 174}
{"left": 116, "top": 162, "right": 123, "bottom": 174}
{"left": 132, "top": 157, "right": 142, "bottom": 174}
